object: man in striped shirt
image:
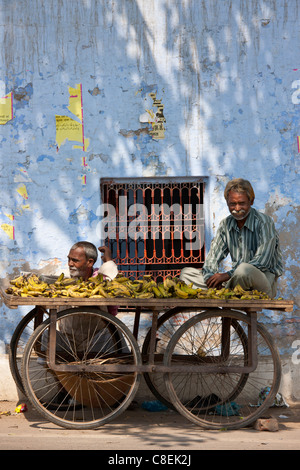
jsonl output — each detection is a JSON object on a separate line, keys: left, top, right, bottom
{"left": 180, "top": 178, "right": 283, "bottom": 298}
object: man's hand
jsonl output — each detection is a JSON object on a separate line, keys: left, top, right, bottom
{"left": 98, "top": 245, "right": 112, "bottom": 263}
{"left": 206, "top": 272, "right": 230, "bottom": 289}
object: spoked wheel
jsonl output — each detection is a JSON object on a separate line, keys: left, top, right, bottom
{"left": 9, "top": 306, "right": 48, "bottom": 394}
{"left": 164, "top": 309, "right": 281, "bottom": 430}
{"left": 21, "top": 308, "right": 141, "bottom": 430}
{"left": 142, "top": 307, "right": 205, "bottom": 409}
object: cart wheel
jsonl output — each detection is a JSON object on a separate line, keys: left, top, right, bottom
{"left": 9, "top": 306, "right": 48, "bottom": 395}
{"left": 164, "top": 309, "right": 281, "bottom": 430}
{"left": 142, "top": 307, "right": 206, "bottom": 409}
{"left": 21, "top": 307, "right": 141, "bottom": 430}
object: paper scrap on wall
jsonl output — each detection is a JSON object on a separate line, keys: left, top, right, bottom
{"left": 0, "top": 92, "right": 13, "bottom": 125}
{"left": 68, "top": 85, "right": 83, "bottom": 120}
{"left": 1, "top": 223, "right": 14, "bottom": 240}
{"left": 139, "top": 92, "right": 166, "bottom": 139}
{"left": 16, "top": 184, "right": 28, "bottom": 200}
{"left": 56, "top": 84, "right": 89, "bottom": 151}
{"left": 56, "top": 116, "right": 83, "bottom": 148}
{"left": 1, "top": 213, "right": 15, "bottom": 240}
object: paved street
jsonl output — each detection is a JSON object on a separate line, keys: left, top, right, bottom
{"left": 0, "top": 400, "right": 300, "bottom": 452}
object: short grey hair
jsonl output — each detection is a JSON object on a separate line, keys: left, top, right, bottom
{"left": 70, "top": 241, "right": 98, "bottom": 262}
{"left": 224, "top": 178, "right": 255, "bottom": 203}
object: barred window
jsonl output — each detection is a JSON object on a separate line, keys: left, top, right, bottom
{"left": 100, "top": 177, "right": 206, "bottom": 282}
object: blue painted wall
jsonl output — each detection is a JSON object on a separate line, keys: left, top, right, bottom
{"left": 0, "top": 0, "right": 299, "bottom": 396}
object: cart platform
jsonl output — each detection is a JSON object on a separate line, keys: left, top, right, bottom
{"left": 0, "top": 277, "right": 294, "bottom": 431}
{"left": 0, "top": 278, "right": 294, "bottom": 312}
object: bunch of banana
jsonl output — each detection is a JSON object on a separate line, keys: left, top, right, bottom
{"left": 6, "top": 273, "right": 77, "bottom": 298}
{"left": 5, "top": 273, "right": 271, "bottom": 301}
{"left": 196, "top": 285, "right": 270, "bottom": 300}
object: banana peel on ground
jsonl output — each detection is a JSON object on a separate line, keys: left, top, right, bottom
{"left": 5, "top": 273, "right": 273, "bottom": 301}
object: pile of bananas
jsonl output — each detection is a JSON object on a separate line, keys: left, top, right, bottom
{"left": 5, "top": 273, "right": 271, "bottom": 300}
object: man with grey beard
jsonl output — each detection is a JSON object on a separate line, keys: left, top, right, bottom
{"left": 68, "top": 242, "right": 118, "bottom": 282}
{"left": 180, "top": 178, "right": 283, "bottom": 298}
{"left": 59, "top": 242, "right": 119, "bottom": 356}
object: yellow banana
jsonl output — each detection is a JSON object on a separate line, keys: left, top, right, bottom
{"left": 90, "top": 285, "right": 102, "bottom": 296}
{"left": 110, "top": 288, "right": 132, "bottom": 297}
{"left": 152, "top": 286, "right": 163, "bottom": 298}
{"left": 175, "top": 286, "right": 189, "bottom": 298}
{"left": 135, "top": 292, "right": 154, "bottom": 298}
{"left": 163, "top": 277, "right": 177, "bottom": 290}
{"left": 107, "top": 282, "right": 132, "bottom": 296}
{"left": 180, "top": 283, "right": 198, "bottom": 296}
{"left": 97, "top": 286, "right": 110, "bottom": 298}
{"left": 114, "top": 276, "right": 130, "bottom": 283}
{"left": 4, "top": 275, "right": 273, "bottom": 300}
{"left": 11, "top": 275, "right": 28, "bottom": 288}
{"left": 57, "top": 273, "right": 64, "bottom": 282}
{"left": 20, "top": 290, "right": 42, "bottom": 297}
{"left": 68, "top": 291, "right": 88, "bottom": 298}
{"left": 157, "top": 283, "right": 171, "bottom": 298}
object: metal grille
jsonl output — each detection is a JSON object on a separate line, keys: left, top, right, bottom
{"left": 100, "top": 177, "right": 206, "bottom": 282}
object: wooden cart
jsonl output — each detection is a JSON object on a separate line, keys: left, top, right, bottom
{"left": 1, "top": 282, "right": 293, "bottom": 430}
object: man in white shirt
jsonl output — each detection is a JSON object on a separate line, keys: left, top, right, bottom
{"left": 59, "top": 242, "right": 119, "bottom": 355}
{"left": 50, "top": 244, "right": 120, "bottom": 405}
{"left": 67, "top": 241, "right": 119, "bottom": 316}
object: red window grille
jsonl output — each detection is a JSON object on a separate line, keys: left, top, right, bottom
{"left": 100, "top": 177, "right": 206, "bottom": 282}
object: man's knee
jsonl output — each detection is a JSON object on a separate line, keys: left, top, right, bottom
{"left": 229, "top": 263, "right": 274, "bottom": 297}
{"left": 179, "top": 267, "right": 207, "bottom": 289}
{"left": 180, "top": 267, "right": 194, "bottom": 278}
{"left": 234, "top": 262, "right": 256, "bottom": 279}
{"left": 180, "top": 267, "right": 202, "bottom": 280}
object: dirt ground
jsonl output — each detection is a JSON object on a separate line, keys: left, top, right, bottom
{"left": 1, "top": 399, "right": 300, "bottom": 452}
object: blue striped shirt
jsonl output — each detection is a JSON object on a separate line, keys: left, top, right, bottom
{"left": 202, "top": 208, "right": 283, "bottom": 282}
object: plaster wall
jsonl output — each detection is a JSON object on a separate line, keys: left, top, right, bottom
{"left": 0, "top": 0, "right": 299, "bottom": 401}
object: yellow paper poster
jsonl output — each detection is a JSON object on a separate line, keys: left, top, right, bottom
{"left": 0, "top": 92, "right": 13, "bottom": 125}
{"left": 4, "top": 213, "right": 14, "bottom": 221}
{"left": 55, "top": 115, "right": 83, "bottom": 148}
{"left": 56, "top": 83, "right": 89, "bottom": 151}
{"left": 149, "top": 92, "right": 166, "bottom": 139}
{"left": 16, "top": 184, "right": 28, "bottom": 200}
{"left": 139, "top": 92, "right": 166, "bottom": 139}
{"left": 68, "top": 84, "right": 82, "bottom": 121}
{"left": 1, "top": 223, "right": 14, "bottom": 240}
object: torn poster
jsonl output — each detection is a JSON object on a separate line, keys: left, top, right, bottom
{"left": 4, "top": 213, "right": 14, "bottom": 221}
{"left": 139, "top": 92, "right": 166, "bottom": 139}
{"left": 16, "top": 184, "right": 28, "bottom": 200}
{"left": 1, "top": 223, "right": 14, "bottom": 240}
{"left": 55, "top": 84, "right": 90, "bottom": 151}
{"left": 0, "top": 92, "right": 13, "bottom": 125}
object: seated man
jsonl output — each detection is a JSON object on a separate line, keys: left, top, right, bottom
{"left": 68, "top": 241, "right": 118, "bottom": 282}
{"left": 67, "top": 241, "right": 118, "bottom": 316}
{"left": 59, "top": 242, "right": 119, "bottom": 354}
{"left": 180, "top": 178, "right": 283, "bottom": 298}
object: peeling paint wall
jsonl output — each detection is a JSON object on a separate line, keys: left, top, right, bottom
{"left": 0, "top": 0, "right": 299, "bottom": 399}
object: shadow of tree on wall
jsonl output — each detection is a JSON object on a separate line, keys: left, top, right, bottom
{"left": 0, "top": 0, "right": 298, "bottom": 341}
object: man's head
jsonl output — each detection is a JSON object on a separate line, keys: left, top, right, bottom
{"left": 68, "top": 241, "right": 98, "bottom": 280}
{"left": 224, "top": 178, "right": 255, "bottom": 222}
